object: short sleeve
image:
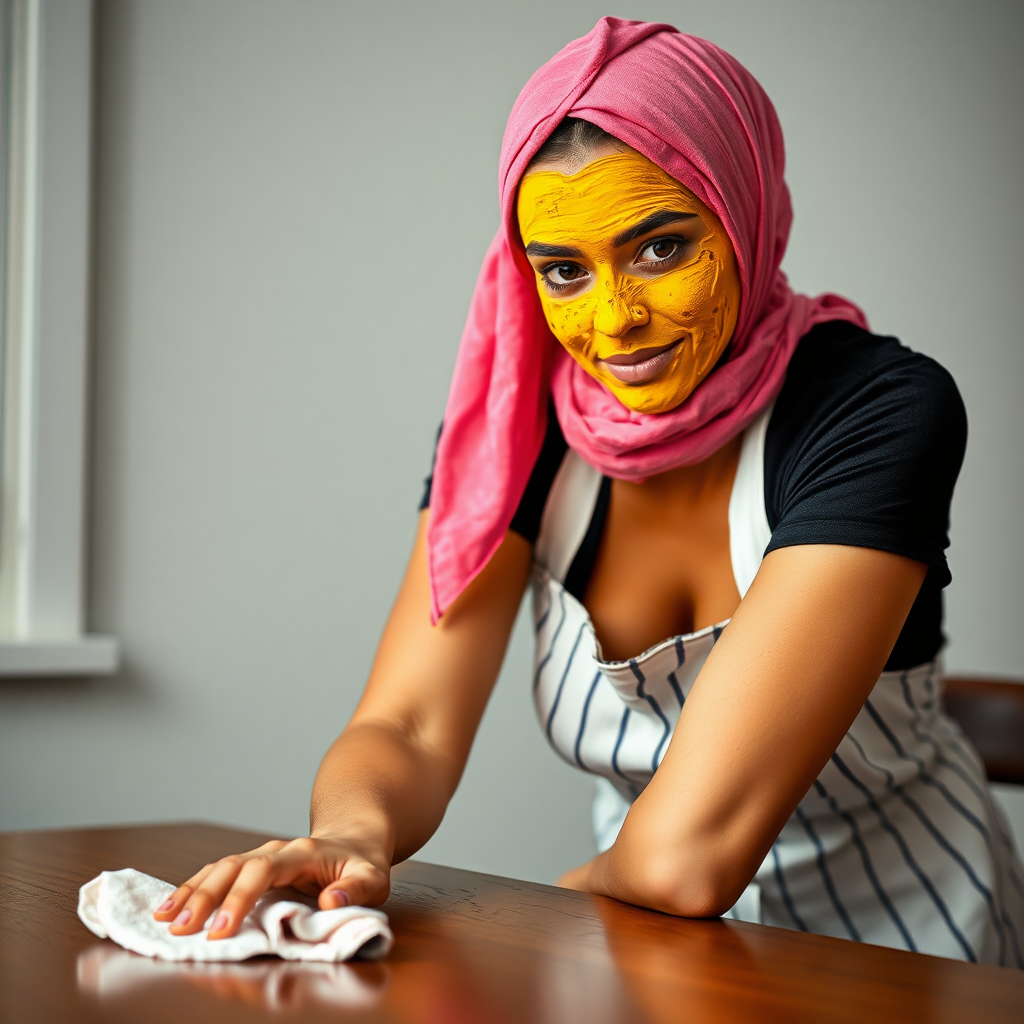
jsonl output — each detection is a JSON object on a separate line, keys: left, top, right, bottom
{"left": 764, "top": 322, "right": 967, "bottom": 589}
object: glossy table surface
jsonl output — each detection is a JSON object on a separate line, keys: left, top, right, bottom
{"left": 1, "top": 823, "right": 1022, "bottom": 1022}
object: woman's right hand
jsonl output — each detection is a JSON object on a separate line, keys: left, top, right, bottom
{"left": 152, "top": 514, "right": 531, "bottom": 943}
{"left": 152, "top": 835, "right": 391, "bottom": 939}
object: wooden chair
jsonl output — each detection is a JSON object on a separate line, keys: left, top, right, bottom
{"left": 943, "top": 676, "right": 1024, "bottom": 785}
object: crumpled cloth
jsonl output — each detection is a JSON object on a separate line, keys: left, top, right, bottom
{"left": 78, "top": 868, "right": 393, "bottom": 963}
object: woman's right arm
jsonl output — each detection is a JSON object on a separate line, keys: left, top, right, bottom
{"left": 154, "top": 510, "right": 532, "bottom": 938}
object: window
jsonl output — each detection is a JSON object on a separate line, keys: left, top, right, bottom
{"left": 0, "top": 0, "right": 116, "bottom": 674}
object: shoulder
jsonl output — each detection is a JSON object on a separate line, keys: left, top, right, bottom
{"left": 763, "top": 320, "right": 967, "bottom": 585}
{"left": 776, "top": 319, "right": 965, "bottom": 427}
{"left": 768, "top": 320, "right": 967, "bottom": 480}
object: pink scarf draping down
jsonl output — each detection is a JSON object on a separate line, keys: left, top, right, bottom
{"left": 427, "top": 17, "right": 867, "bottom": 622}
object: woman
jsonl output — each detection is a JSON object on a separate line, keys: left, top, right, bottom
{"left": 155, "top": 18, "right": 1024, "bottom": 966}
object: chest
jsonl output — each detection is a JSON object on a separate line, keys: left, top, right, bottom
{"left": 533, "top": 407, "right": 773, "bottom": 663}
{"left": 584, "top": 445, "right": 742, "bottom": 662}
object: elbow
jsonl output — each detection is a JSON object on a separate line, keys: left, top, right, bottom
{"left": 626, "top": 848, "right": 747, "bottom": 920}
{"left": 642, "top": 865, "right": 735, "bottom": 919}
{"left": 609, "top": 810, "right": 759, "bottom": 918}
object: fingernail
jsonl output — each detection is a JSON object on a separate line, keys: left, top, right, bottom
{"left": 329, "top": 890, "right": 350, "bottom": 908}
{"left": 156, "top": 898, "right": 175, "bottom": 913}
{"left": 210, "top": 911, "right": 229, "bottom": 933}
{"left": 172, "top": 909, "right": 192, "bottom": 927}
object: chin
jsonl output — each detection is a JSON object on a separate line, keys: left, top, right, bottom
{"left": 611, "top": 387, "right": 691, "bottom": 415}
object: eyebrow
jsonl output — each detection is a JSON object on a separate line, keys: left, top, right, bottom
{"left": 524, "top": 242, "right": 584, "bottom": 259}
{"left": 612, "top": 210, "right": 697, "bottom": 247}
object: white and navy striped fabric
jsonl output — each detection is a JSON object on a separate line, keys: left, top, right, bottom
{"left": 531, "top": 407, "right": 1024, "bottom": 966}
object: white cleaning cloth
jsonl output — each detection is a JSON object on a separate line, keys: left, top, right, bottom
{"left": 78, "top": 868, "right": 393, "bottom": 963}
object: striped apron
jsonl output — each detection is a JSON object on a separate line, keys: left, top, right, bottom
{"left": 531, "top": 406, "right": 1024, "bottom": 967}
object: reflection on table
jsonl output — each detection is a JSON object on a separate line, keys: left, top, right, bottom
{"left": 2, "top": 823, "right": 1022, "bottom": 1023}
{"left": 77, "top": 945, "right": 390, "bottom": 1013}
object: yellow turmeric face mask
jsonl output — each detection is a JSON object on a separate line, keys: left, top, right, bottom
{"left": 517, "top": 149, "right": 740, "bottom": 415}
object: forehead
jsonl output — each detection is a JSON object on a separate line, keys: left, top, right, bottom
{"left": 516, "top": 150, "right": 704, "bottom": 244}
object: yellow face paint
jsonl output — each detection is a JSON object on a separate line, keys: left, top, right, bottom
{"left": 517, "top": 150, "right": 740, "bottom": 415}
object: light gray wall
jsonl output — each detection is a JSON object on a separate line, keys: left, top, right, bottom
{"left": 1, "top": 0, "right": 1022, "bottom": 881}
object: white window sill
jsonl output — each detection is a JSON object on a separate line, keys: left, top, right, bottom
{"left": 0, "top": 636, "right": 119, "bottom": 676}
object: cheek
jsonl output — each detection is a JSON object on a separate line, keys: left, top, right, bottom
{"left": 649, "top": 254, "right": 721, "bottom": 323}
{"left": 539, "top": 293, "right": 595, "bottom": 350}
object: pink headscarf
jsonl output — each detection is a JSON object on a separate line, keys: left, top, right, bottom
{"left": 427, "top": 17, "right": 866, "bottom": 622}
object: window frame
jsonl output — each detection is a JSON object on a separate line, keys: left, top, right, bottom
{"left": 0, "top": 0, "right": 116, "bottom": 675}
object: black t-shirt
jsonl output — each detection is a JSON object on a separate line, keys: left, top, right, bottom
{"left": 421, "top": 320, "right": 967, "bottom": 670}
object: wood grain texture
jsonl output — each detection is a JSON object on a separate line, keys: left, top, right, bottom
{"left": 1, "top": 823, "right": 1021, "bottom": 1022}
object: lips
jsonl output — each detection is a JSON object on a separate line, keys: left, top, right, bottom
{"left": 599, "top": 340, "right": 681, "bottom": 384}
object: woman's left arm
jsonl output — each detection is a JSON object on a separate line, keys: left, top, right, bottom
{"left": 559, "top": 543, "right": 928, "bottom": 917}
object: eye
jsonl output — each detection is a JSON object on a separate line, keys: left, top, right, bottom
{"left": 637, "top": 238, "right": 682, "bottom": 265}
{"left": 541, "top": 262, "right": 590, "bottom": 292}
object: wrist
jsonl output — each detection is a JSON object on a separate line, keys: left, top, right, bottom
{"left": 309, "top": 811, "right": 395, "bottom": 865}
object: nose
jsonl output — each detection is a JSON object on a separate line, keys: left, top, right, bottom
{"left": 592, "top": 279, "right": 648, "bottom": 338}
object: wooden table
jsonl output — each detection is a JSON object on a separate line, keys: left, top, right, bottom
{"left": 1, "top": 824, "right": 1021, "bottom": 1022}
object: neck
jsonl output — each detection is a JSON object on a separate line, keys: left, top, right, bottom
{"left": 635, "top": 433, "right": 743, "bottom": 500}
